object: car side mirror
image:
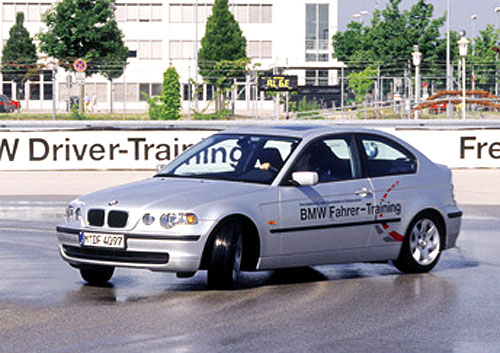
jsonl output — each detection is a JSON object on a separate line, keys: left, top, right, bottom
{"left": 156, "top": 164, "right": 166, "bottom": 172}
{"left": 291, "top": 171, "right": 319, "bottom": 186}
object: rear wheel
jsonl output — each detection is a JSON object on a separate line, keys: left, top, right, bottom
{"left": 207, "top": 222, "right": 243, "bottom": 290}
{"left": 79, "top": 266, "right": 115, "bottom": 286}
{"left": 393, "top": 214, "right": 443, "bottom": 273}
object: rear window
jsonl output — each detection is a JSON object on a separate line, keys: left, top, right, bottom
{"left": 359, "top": 134, "right": 417, "bottom": 177}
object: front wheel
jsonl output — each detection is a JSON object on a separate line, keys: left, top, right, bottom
{"left": 393, "top": 214, "right": 443, "bottom": 273}
{"left": 207, "top": 222, "right": 243, "bottom": 290}
{"left": 79, "top": 266, "right": 115, "bottom": 286}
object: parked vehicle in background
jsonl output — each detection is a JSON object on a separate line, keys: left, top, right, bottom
{"left": 0, "top": 94, "right": 20, "bottom": 113}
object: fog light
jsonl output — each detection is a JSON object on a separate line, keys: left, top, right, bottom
{"left": 142, "top": 213, "right": 155, "bottom": 225}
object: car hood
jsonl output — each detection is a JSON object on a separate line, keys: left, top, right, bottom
{"left": 76, "top": 177, "right": 268, "bottom": 211}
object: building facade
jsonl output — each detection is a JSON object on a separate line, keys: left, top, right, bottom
{"left": 0, "top": 0, "right": 341, "bottom": 115}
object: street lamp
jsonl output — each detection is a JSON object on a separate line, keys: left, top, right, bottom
{"left": 471, "top": 14, "right": 477, "bottom": 92}
{"left": 495, "top": 7, "right": 500, "bottom": 96}
{"left": 352, "top": 11, "right": 368, "bottom": 24}
{"left": 412, "top": 45, "right": 422, "bottom": 119}
{"left": 446, "top": 0, "right": 452, "bottom": 118}
{"left": 359, "top": 10, "right": 368, "bottom": 24}
{"left": 458, "top": 35, "right": 470, "bottom": 120}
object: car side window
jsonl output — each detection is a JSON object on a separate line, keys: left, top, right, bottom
{"left": 359, "top": 135, "right": 417, "bottom": 177}
{"left": 291, "top": 135, "right": 359, "bottom": 183}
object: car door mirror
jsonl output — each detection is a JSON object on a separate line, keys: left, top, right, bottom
{"left": 291, "top": 171, "right": 319, "bottom": 186}
{"left": 156, "top": 164, "right": 166, "bottom": 172}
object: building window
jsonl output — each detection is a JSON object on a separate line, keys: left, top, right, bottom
{"left": 183, "top": 84, "right": 192, "bottom": 101}
{"left": 305, "top": 3, "right": 329, "bottom": 62}
{"left": 116, "top": 3, "right": 162, "bottom": 22}
{"left": 306, "top": 69, "right": 329, "bottom": 86}
{"left": 206, "top": 84, "right": 214, "bottom": 101}
{"left": 170, "top": 4, "right": 212, "bottom": 23}
{"left": 236, "top": 85, "right": 246, "bottom": 101}
{"left": 139, "top": 83, "right": 162, "bottom": 101}
{"left": 3, "top": 4, "right": 15, "bottom": 21}
{"left": 151, "top": 4, "right": 162, "bottom": 21}
{"left": 25, "top": 70, "right": 54, "bottom": 101}
{"left": 42, "top": 70, "right": 53, "bottom": 100}
{"left": 232, "top": 4, "right": 272, "bottom": 24}
{"left": 261, "top": 5, "right": 272, "bottom": 23}
{"left": 2, "top": 2, "right": 51, "bottom": 22}
{"left": 30, "top": 82, "right": 40, "bottom": 100}
{"left": 247, "top": 41, "right": 272, "bottom": 59}
{"left": 115, "top": 83, "right": 139, "bottom": 102}
{"left": 128, "top": 40, "right": 162, "bottom": 60}
{"left": 2, "top": 83, "right": 13, "bottom": 99}
{"left": 169, "top": 40, "right": 198, "bottom": 60}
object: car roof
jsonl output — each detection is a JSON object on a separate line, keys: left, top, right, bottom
{"left": 220, "top": 125, "right": 381, "bottom": 140}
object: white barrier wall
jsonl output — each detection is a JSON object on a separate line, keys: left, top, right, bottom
{"left": 0, "top": 130, "right": 216, "bottom": 170}
{"left": 388, "top": 128, "right": 500, "bottom": 169}
{"left": 0, "top": 127, "right": 499, "bottom": 170}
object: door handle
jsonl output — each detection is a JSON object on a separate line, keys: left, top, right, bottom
{"left": 355, "top": 187, "right": 372, "bottom": 198}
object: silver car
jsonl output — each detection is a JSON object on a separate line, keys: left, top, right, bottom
{"left": 57, "top": 126, "right": 462, "bottom": 289}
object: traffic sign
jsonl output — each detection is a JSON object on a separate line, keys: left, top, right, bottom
{"left": 73, "top": 58, "right": 87, "bottom": 72}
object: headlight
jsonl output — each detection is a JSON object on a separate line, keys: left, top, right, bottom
{"left": 160, "top": 212, "right": 199, "bottom": 229}
{"left": 65, "top": 205, "right": 75, "bottom": 221}
{"left": 66, "top": 204, "right": 83, "bottom": 222}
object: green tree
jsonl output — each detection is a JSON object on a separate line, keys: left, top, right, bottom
{"left": 1, "top": 12, "right": 38, "bottom": 102}
{"left": 347, "top": 67, "right": 377, "bottom": 104}
{"left": 198, "top": 0, "right": 247, "bottom": 112}
{"left": 333, "top": 0, "right": 456, "bottom": 80}
{"left": 469, "top": 25, "right": 500, "bottom": 91}
{"left": 161, "top": 66, "right": 181, "bottom": 120}
{"left": 39, "top": 0, "right": 128, "bottom": 78}
{"left": 147, "top": 66, "right": 181, "bottom": 120}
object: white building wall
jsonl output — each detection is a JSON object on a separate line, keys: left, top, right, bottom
{"left": 0, "top": 0, "right": 340, "bottom": 115}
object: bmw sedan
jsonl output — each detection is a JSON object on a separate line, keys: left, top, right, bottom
{"left": 56, "top": 126, "right": 462, "bottom": 289}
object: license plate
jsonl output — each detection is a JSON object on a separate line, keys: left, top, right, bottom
{"left": 80, "top": 232, "right": 125, "bottom": 249}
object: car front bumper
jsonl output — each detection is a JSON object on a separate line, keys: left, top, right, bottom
{"left": 56, "top": 226, "right": 206, "bottom": 273}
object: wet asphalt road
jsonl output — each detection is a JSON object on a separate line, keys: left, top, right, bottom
{"left": 0, "top": 199, "right": 499, "bottom": 353}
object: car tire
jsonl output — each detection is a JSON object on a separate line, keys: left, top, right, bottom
{"left": 79, "top": 266, "right": 115, "bottom": 285}
{"left": 393, "top": 213, "right": 443, "bottom": 273}
{"left": 207, "top": 222, "right": 243, "bottom": 290}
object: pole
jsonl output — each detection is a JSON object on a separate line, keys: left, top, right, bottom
{"left": 496, "top": 10, "right": 499, "bottom": 97}
{"left": 122, "top": 66, "right": 126, "bottom": 120}
{"left": 446, "top": 0, "right": 452, "bottom": 118}
{"left": 341, "top": 66, "right": 344, "bottom": 113}
{"left": 285, "top": 91, "right": 289, "bottom": 119}
{"left": 414, "top": 63, "right": 420, "bottom": 119}
{"left": 194, "top": 0, "right": 199, "bottom": 112}
{"left": 462, "top": 56, "right": 466, "bottom": 119}
{"left": 52, "top": 66, "right": 57, "bottom": 120}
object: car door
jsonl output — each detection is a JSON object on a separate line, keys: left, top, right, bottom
{"left": 276, "top": 134, "right": 376, "bottom": 267}
{"left": 357, "top": 133, "right": 417, "bottom": 258}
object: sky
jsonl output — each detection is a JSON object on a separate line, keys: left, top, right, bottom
{"left": 338, "top": 0, "right": 500, "bottom": 37}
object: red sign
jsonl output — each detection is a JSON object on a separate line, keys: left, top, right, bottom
{"left": 73, "top": 58, "right": 87, "bottom": 72}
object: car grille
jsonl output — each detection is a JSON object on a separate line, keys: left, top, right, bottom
{"left": 63, "top": 245, "right": 169, "bottom": 265}
{"left": 108, "top": 211, "right": 128, "bottom": 228}
{"left": 88, "top": 209, "right": 105, "bottom": 227}
{"left": 87, "top": 209, "right": 129, "bottom": 228}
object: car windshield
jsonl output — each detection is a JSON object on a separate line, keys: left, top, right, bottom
{"left": 155, "top": 134, "right": 300, "bottom": 184}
